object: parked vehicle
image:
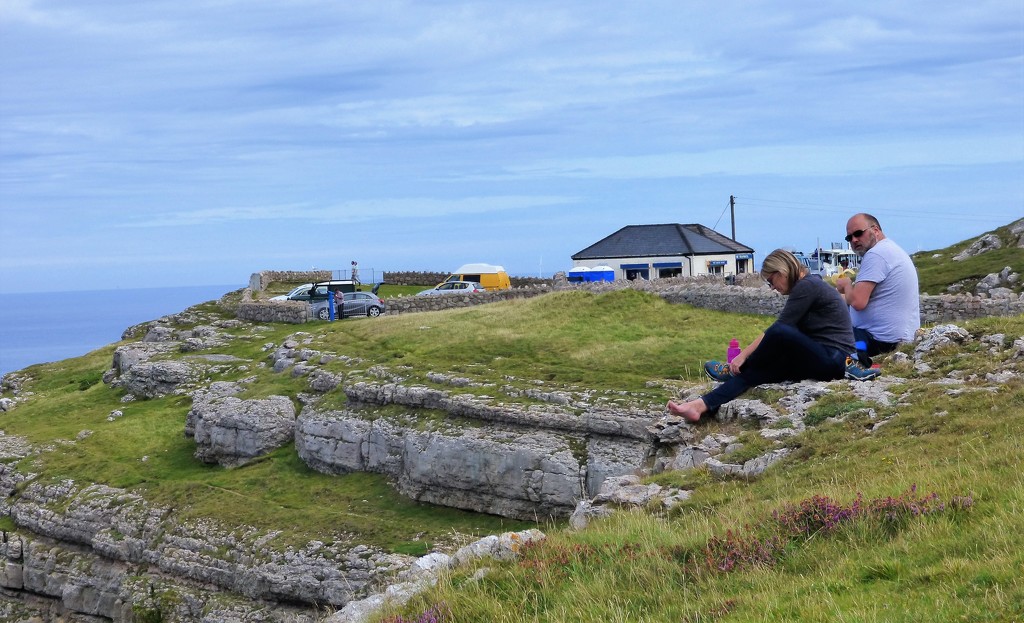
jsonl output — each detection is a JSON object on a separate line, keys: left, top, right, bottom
{"left": 270, "top": 283, "right": 313, "bottom": 301}
{"left": 272, "top": 280, "right": 356, "bottom": 303}
{"left": 307, "top": 280, "right": 357, "bottom": 302}
{"left": 311, "top": 291, "right": 386, "bottom": 320}
{"left": 799, "top": 256, "right": 837, "bottom": 277}
{"left": 439, "top": 263, "right": 511, "bottom": 291}
{"left": 417, "top": 281, "right": 488, "bottom": 296}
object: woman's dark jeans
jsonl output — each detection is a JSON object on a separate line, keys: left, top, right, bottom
{"left": 702, "top": 323, "right": 847, "bottom": 411}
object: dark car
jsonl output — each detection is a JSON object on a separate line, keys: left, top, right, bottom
{"left": 311, "top": 291, "right": 386, "bottom": 320}
{"left": 271, "top": 280, "right": 356, "bottom": 303}
{"left": 306, "top": 280, "right": 357, "bottom": 302}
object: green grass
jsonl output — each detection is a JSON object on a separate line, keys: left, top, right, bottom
{"left": 379, "top": 371, "right": 1024, "bottom": 622}
{"left": 0, "top": 289, "right": 768, "bottom": 553}
{"left": 912, "top": 220, "right": 1024, "bottom": 295}
{"left": 314, "top": 289, "right": 770, "bottom": 394}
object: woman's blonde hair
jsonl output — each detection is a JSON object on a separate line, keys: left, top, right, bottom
{"left": 760, "top": 249, "right": 807, "bottom": 291}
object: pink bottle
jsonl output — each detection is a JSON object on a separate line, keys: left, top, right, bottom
{"left": 727, "top": 338, "right": 741, "bottom": 364}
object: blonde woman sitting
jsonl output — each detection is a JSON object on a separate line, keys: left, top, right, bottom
{"left": 668, "top": 249, "right": 855, "bottom": 423}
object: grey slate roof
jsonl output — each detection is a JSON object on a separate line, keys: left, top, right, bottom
{"left": 571, "top": 224, "right": 754, "bottom": 260}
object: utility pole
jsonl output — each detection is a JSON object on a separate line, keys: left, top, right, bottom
{"left": 730, "top": 195, "right": 736, "bottom": 240}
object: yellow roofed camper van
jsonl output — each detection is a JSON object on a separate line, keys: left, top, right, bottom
{"left": 441, "top": 263, "right": 511, "bottom": 291}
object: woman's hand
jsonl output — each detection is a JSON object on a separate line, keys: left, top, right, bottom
{"left": 730, "top": 332, "right": 765, "bottom": 375}
{"left": 729, "top": 352, "right": 747, "bottom": 375}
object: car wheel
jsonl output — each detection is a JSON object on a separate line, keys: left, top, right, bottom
{"left": 367, "top": 306, "right": 382, "bottom": 317}
{"left": 317, "top": 306, "right": 330, "bottom": 320}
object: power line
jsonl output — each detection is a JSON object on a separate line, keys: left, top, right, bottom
{"left": 711, "top": 197, "right": 731, "bottom": 231}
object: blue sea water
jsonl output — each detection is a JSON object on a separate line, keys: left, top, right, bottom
{"left": 0, "top": 285, "right": 240, "bottom": 377}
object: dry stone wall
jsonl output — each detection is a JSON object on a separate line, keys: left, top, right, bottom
{"left": 241, "top": 270, "right": 1024, "bottom": 326}
{"left": 920, "top": 292, "right": 1024, "bottom": 323}
{"left": 385, "top": 285, "right": 551, "bottom": 314}
{"left": 236, "top": 286, "right": 310, "bottom": 324}
{"left": 248, "top": 270, "right": 332, "bottom": 292}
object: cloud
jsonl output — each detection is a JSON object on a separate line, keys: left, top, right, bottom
{"left": 498, "top": 135, "right": 1024, "bottom": 180}
{"left": 115, "top": 195, "right": 577, "bottom": 228}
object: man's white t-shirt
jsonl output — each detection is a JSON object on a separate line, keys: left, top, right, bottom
{"left": 850, "top": 238, "right": 920, "bottom": 343}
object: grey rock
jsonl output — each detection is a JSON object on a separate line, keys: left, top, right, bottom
{"left": 717, "top": 399, "right": 777, "bottom": 422}
{"left": 647, "top": 414, "right": 698, "bottom": 444}
{"left": 189, "top": 395, "right": 296, "bottom": 467}
{"left": 325, "top": 530, "right": 545, "bottom": 623}
{"left": 914, "top": 324, "right": 971, "bottom": 359}
{"left": 988, "top": 287, "right": 1016, "bottom": 299}
{"left": 741, "top": 448, "right": 791, "bottom": 477}
{"left": 308, "top": 369, "right": 343, "bottom": 393}
{"left": 109, "top": 342, "right": 178, "bottom": 377}
{"left": 296, "top": 409, "right": 595, "bottom": 520}
{"left": 592, "top": 475, "right": 661, "bottom": 506}
{"left": 115, "top": 360, "right": 198, "bottom": 398}
{"left": 953, "top": 233, "right": 1002, "bottom": 261}
{"left": 568, "top": 500, "right": 612, "bottom": 530}
{"left": 143, "top": 326, "right": 177, "bottom": 342}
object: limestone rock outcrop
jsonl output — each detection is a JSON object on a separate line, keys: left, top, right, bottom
{"left": 187, "top": 394, "right": 297, "bottom": 467}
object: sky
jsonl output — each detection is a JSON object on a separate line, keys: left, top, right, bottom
{"left": 1, "top": 1, "right": 1022, "bottom": 293}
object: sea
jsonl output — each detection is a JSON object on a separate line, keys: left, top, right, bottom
{"left": 0, "top": 284, "right": 240, "bottom": 377}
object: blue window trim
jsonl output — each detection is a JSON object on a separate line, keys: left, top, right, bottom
{"left": 652, "top": 262, "right": 682, "bottom": 268}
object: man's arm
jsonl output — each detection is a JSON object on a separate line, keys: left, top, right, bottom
{"left": 835, "top": 277, "right": 876, "bottom": 311}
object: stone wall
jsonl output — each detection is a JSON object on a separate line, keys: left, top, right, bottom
{"left": 248, "top": 270, "right": 332, "bottom": 292}
{"left": 385, "top": 285, "right": 552, "bottom": 315}
{"left": 548, "top": 275, "right": 1023, "bottom": 323}
{"left": 382, "top": 270, "right": 448, "bottom": 286}
{"left": 239, "top": 271, "right": 1024, "bottom": 326}
{"left": 235, "top": 287, "right": 310, "bottom": 324}
{"left": 920, "top": 293, "right": 1024, "bottom": 323}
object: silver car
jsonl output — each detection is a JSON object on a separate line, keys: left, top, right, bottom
{"left": 311, "top": 292, "right": 386, "bottom": 320}
{"left": 270, "top": 283, "right": 313, "bottom": 301}
{"left": 416, "top": 281, "right": 488, "bottom": 296}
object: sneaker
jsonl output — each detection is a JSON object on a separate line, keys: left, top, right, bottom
{"left": 704, "top": 360, "right": 732, "bottom": 381}
{"left": 845, "top": 357, "right": 881, "bottom": 381}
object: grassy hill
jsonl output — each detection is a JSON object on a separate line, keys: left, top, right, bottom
{"left": 912, "top": 219, "right": 1024, "bottom": 295}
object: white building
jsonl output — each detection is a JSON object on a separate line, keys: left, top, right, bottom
{"left": 570, "top": 223, "right": 755, "bottom": 280}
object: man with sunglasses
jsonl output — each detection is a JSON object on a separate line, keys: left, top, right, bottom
{"left": 835, "top": 213, "right": 920, "bottom": 360}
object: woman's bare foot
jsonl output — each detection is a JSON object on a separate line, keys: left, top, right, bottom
{"left": 666, "top": 398, "right": 708, "bottom": 423}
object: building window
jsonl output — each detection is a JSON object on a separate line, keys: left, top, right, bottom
{"left": 658, "top": 267, "right": 682, "bottom": 278}
{"left": 707, "top": 260, "right": 727, "bottom": 276}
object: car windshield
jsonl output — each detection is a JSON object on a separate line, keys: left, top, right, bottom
{"left": 287, "top": 285, "right": 311, "bottom": 297}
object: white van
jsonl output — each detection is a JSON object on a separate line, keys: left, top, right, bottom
{"left": 441, "top": 263, "right": 511, "bottom": 291}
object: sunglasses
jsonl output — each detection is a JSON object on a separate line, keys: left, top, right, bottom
{"left": 845, "top": 226, "right": 872, "bottom": 243}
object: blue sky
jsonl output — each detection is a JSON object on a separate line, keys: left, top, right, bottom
{"left": 2, "top": 1, "right": 1022, "bottom": 293}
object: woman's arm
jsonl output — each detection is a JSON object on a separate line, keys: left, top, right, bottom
{"left": 730, "top": 332, "right": 764, "bottom": 375}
